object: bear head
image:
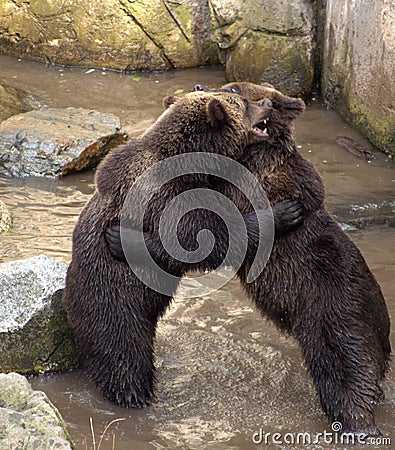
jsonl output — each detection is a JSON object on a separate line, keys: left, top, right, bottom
{"left": 193, "top": 82, "right": 305, "bottom": 143}
{"left": 145, "top": 91, "right": 271, "bottom": 160}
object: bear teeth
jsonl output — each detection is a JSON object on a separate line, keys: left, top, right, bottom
{"left": 251, "top": 126, "right": 268, "bottom": 137}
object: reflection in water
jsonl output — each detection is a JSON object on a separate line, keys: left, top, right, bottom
{"left": 0, "top": 55, "right": 394, "bottom": 449}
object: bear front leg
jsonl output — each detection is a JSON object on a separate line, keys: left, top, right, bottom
{"left": 104, "top": 199, "right": 305, "bottom": 263}
{"left": 294, "top": 310, "right": 383, "bottom": 437}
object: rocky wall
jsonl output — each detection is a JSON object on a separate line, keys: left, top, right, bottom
{"left": 0, "top": 0, "right": 217, "bottom": 70}
{"left": 322, "top": 0, "right": 395, "bottom": 156}
{"left": 1, "top": 0, "right": 394, "bottom": 153}
{"left": 0, "top": 0, "right": 318, "bottom": 96}
{"left": 210, "top": 0, "right": 317, "bottom": 96}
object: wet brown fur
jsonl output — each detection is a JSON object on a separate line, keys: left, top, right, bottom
{"left": 62, "top": 91, "right": 268, "bottom": 407}
{"left": 209, "top": 82, "right": 391, "bottom": 435}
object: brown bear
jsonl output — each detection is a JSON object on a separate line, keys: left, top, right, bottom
{"left": 107, "top": 82, "right": 391, "bottom": 436}
{"left": 63, "top": 91, "right": 303, "bottom": 409}
{"left": 188, "top": 83, "right": 392, "bottom": 437}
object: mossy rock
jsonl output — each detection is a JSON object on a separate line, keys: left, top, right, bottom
{"left": 0, "top": 255, "right": 81, "bottom": 375}
{"left": 0, "top": 290, "right": 82, "bottom": 374}
{"left": 349, "top": 102, "right": 395, "bottom": 157}
{"left": 0, "top": 0, "right": 217, "bottom": 69}
{"left": 225, "top": 31, "right": 314, "bottom": 97}
{"left": 0, "top": 372, "right": 74, "bottom": 449}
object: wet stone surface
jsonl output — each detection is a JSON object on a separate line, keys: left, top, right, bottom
{"left": 0, "top": 255, "right": 80, "bottom": 374}
{"left": 0, "top": 199, "right": 12, "bottom": 233}
{"left": 0, "top": 372, "right": 74, "bottom": 449}
{"left": 0, "top": 107, "right": 123, "bottom": 177}
{"left": 0, "top": 81, "right": 41, "bottom": 123}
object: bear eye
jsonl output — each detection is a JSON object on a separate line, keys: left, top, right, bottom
{"left": 225, "top": 86, "right": 238, "bottom": 94}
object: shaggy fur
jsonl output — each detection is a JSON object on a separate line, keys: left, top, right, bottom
{"left": 203, "top": 82, "right": 391, "bottom": 435}
{"left": 104, "top": 82, "right": 391, "bottom": 434}
{"left": 63, "top": 91, "right": 278, "bottom": 408}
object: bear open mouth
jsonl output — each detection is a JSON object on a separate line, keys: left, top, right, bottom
{"left": 250, "top": 118, "right": 269, "bottom": 138}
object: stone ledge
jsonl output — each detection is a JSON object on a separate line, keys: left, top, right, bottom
{"left": 0, "top": 372, "right": 74, "bottom": 449}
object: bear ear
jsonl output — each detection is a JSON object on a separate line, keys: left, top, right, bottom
{"left": 163, "top": 96, "right": 177, "bottom": 109}
{"left": 206, "top": 97, "right": 228, "bottom": 127}
{"left": 272, "top": 92, "right": 305, "bottom": 120}
{"left": 283, "top": 97, "right": 305, "bottom": 119}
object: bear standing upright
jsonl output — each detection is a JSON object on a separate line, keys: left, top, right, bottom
{"left": 195, "top": 82, "right": 391, "bottom": 436}
{"left": 63, "top": 91, "right": 297, "bottom": 408}
{"left": 107, "top": 83, "right": 391, "bottom": 436}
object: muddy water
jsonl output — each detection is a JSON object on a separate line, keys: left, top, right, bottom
{"left": 0, "top": 55, "right": 394, "bottom": 449}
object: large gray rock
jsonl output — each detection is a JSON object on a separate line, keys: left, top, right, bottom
{"left": 0, "top": 372, "right": 74, "bottom": 449}
{"left": 0, "top": 0, "right": 217, "bottom": 70}
{"left": 322, "top": 0, "right": 395, "bottom": 156}
{"left": 0, "top": 107, "right": 123, "bottom": 177}
{"left": 0, "top": 255, "right": 81, "bottom": 374}
{"left": 0, "top": 199, "right": 12, "bottom": 233}
{"left": 210, "top": 0, "right": 317, "bottom": 96}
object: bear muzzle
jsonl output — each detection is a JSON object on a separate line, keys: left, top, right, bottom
{"left": 249, "top": 100, "right": 272, "bottom": 140}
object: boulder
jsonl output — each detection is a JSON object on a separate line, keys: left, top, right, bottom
{"left": 0, "top": 0, "right": 317, "bottom": 95}
{"left": 0, "top": 82, "right": 40, "bottom": 123}
{"left": 60, "top": 132, "right": 127, "bottom": 176}
{"left": 322, "top": 0, "right": 395, "bottom": 156}
{"left": 0, "top": 255, "right": 81, "bottom": 374}
{"left": 0, "top": 107, "right": 125, "bottom": 177}
{"left": 0, "top": 199, "right": 12, "bottom": 233}
{"left": 210, "top": 0, "right": 316, "bottom": 96}
{"left": 0, "top": 0, "right": 217, "bottom": 70}
{"left": 0, "top": 372, "right": 74, "bottom": 449}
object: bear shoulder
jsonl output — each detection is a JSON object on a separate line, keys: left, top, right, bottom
{"left": 95, "top": 139, "right": 153, "bottom": 199}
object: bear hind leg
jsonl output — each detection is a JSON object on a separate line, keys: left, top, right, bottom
{"left": 85, "top": 308, "right": 157, "bottom": 407}
{"left": 295, "top": 314, "right": 384, "bottom": 436}
{"left": 68, "top": 286, "right": 172, "bottom": 408}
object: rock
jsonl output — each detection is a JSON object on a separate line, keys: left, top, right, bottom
{"left": 335, "top": 136, "right": 376, "bottom": 161}
{"left": 60, "top": 132, "right": 127, "bottom": 176}
{"left": 0, "top": 107, "right": 124, "bottom": 177}
{"left": 0, "top": 255, "right": 81, "bottom": 374}
{"left": 322, "top": 0, "right": 395, "bottom": 156}
{"left": 0, "top": 0, "right": 317, "bottom": 95}
{"left": 0, "top": 82, "right": 40, "bottom": 123}
{"left": 0, "top": 199, "right": 12, "bottom": 233}
{"left": 118, "top": 0, "right": 217, "bottom": 69}
{"left": 211, "top": 0, "right": 316, "bottom": 96}
{"left": 334, "top": 200, "right": 395, "bottom": 229}
{"left": 0, "top": 0, "right": 217, "bottom": 70}
{"left": 0, "top": 372, "right": 73, "bottom": 449}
